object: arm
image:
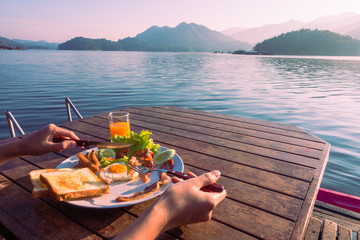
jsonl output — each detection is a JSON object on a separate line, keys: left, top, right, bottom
{"left": 0, "top": 124, "right": 79, "bottom": 165}
{"left": 115, "top": 170, "right": 226, "bottom": 240}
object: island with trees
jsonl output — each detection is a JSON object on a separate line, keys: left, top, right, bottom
{"left": 252, "top": 29, "right": 360, "bottom": 56}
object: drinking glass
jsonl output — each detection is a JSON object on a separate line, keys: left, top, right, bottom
{"left": 108, "top": 111, "right": 130, "bottom": 137}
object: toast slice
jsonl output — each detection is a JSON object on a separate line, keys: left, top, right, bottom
{"left": 29, "top": 168, "right": 74, "bottom": 199}
{"left": 39, "top": 167, "right": 109, "bottom": 201}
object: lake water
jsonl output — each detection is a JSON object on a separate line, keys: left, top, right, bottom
{"left": 1, "top": 50, "right": 360, "bottom": 197}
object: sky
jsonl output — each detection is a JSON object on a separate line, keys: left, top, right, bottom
{"left": 1, "top": 0, "right": 360, "bottom": 43}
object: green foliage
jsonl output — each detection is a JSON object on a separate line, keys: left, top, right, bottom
{"left": 253, "top": 29, "right": 360, "bottom": 56}
{"left": 118, "top": 37, "right": 152, "bottom": 51}
{"left": 58, "top": 37, "right": 122, "bottom": 51}
{"left": 111, "top": 130, "right": 160, "bottom": 158}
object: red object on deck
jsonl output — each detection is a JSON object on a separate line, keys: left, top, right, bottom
{"left": 316, "top": 188, "right": 360, "bottom": 214}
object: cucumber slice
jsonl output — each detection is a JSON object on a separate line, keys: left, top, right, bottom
{"left": 153, "top": 149, "right": 175, "bottom": 165}
{"left": 98, "top": 149, "right": 116, "bottom": 159}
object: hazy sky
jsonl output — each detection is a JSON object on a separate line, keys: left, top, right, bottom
{"left": 1, "top": 0, "right": 360, "bottom": 42}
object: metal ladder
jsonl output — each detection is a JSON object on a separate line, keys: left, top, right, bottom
{"left": 5, "top": 97, "right": 83, "bottom": 138}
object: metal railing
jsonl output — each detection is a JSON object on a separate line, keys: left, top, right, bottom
{"left": 5, "top": 97, "right": 83, "bottom": 138}
{"left": 65, "top": 97, "right": 83, "bottom": 122}
{"left": 5, "top": 111, "right": 25, "bottom": 138}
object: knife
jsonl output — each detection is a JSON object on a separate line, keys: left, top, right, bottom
{"left": 53, "top": 138, "right": 133, "bottom": 149}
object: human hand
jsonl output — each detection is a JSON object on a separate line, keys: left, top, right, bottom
{"left": 156, "top": 170, "right": 227, "bottom": 232}
{"left": 19, "top": 124, "right": 79, "bottom": 156}
{"left": 113, "top": 170, "right": 226, "bottom": 240}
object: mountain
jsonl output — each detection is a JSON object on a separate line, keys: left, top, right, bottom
{"left": 58, "top": 37, "right": 122, "bottom": 50}
{"left": 12, "top": 39, "right": 59, "bottom": 49}
{"left": 135, "top": 22, "right": 251, "bottom": 51}
{"left": 225, "top": 12, "right": 360, "bottom": 44}
{"left": 253, "top": 29, "right": 360, "bottom": 56}
{"left": 135, "top": 22, "right": 252, "bottom": 52}
{"left": 58, "top": 22, "right": 252, "bottom": 52}
{"left": 0, "top": 36, "right": 58, "bottom": 49}
{"left": 228, "top": 20, "right": 305, "bottom": 45}
{"left": 0, "top": 36, "right": 24, "bottom": 48}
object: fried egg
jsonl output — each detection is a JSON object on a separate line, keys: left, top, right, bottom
{"left": 99, "top": 162, "right": 138, "bottom": 183}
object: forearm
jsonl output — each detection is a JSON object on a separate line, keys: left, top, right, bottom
{"left": 0, "top": 140, "right": 23, "bottom": 165}
{"left": 114, "top": 201, "right": 169, "bottom": 240}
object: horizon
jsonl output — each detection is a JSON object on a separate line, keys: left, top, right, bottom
{"left": 1, "top": 0, "right": 360, "bottom": 43}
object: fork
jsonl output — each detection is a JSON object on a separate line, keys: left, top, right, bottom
{"left": 129, "top": 164, "right": 224, "bottom": 193}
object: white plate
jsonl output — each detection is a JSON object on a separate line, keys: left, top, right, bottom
{"left": 56, "top": 146, "right": 183, "bottom": 208}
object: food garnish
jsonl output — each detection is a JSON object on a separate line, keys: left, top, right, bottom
{"left": 153, "top": 149, "right": 176, "bottom": 165}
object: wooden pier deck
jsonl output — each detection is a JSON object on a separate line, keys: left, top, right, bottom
{"left": 0, "top": 106, "right": 341, "bottom": 239}
{"left": 306, "top": 201, "right": 360, "bottom": 240}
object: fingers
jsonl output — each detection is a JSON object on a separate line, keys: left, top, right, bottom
{"left": 194, "top": 170, "right": 221, "bottom": 189}
{"left": 53, "top": 125, "right": 80, "bottom": 140}
{"left": 172, "top": 171, "right": 197, "bottom": 183}
{"left": 46, "top": 124, "right": 79, "bottom": 151}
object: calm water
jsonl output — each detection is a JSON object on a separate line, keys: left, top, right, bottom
{"left": 1, "top": 50, "right": 360, "bottom": 197}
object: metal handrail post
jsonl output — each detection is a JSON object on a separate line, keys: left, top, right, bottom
{"left": 65, "top": 97, "right": 83, "bottom": 122}
{"left": 5, "top": 111, "right": 25, "bottom": 137}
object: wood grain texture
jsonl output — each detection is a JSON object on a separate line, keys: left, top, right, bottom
{"left": 0, "top": 107, "right": 331, "bottom": 240}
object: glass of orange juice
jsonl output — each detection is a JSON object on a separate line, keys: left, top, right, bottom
{"left": 108, "top": 111, "right": 130, "bottom": 137}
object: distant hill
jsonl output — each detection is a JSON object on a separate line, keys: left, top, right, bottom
{"left": 58, "top": 22, "right": 252, "bottom": 52}
{"left": 253, "top": 29, "right": 360, "bottom": 56}
{"left": 12, "top": 39, "right": 59, "bottom": 49}
{"left": 58, "top": 37, "right": 121, "bottom": 50}
{"left": 0, "top": 36, "right": 24, "bottom": 48}
{"left": 0, "top": 36, "right": 58, "bottom": 49}
{"left": 224, "top": 12, "right": 360, "bottom": 44}
{"left": 135, "top": 22, "right": 251, "bottom": 52}
{"left": 228, "top": 20, "right": 305, "bottom": 45}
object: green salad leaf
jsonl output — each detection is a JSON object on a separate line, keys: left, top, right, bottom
{"left": 110, "top": 130, "right": 160, "bottom": 158}
{"left": 97, "top": 148, "right": 129, "bottom": 168}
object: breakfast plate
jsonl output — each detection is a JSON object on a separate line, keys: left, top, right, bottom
{"left": 56, "top": 146, "right": 183, "bottom": 208}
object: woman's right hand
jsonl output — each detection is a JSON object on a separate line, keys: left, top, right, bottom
{"left": 156, "top": 170, "right": 227, "bottom": 232}
{"left": 114, "top": 170, "right": 226, "bottom": 240}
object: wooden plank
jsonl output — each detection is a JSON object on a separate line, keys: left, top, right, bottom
{"left": 321, "top": 219, "right": 337, "bottom": 240}
{"left": 87, "top": 110, "right": 323, "bottom": 166}
{"left": 142, "top": 106, "right": 307, "bottom": 132}
{"left": 123, "top": 197, "right": 254, "bottom": 240}
{"left": 129, "top": 107, "right": 325, "bottom": 150}
{"left": 214, "top": 198, "right": 295, "bottom": 240}
{"left": 0, "top": 207, "right": 39, "bottom": 240}
{"left": 185, "top": 165, "right": 303, "bottom": 221}
{"left": 127, "top": 111, "right": 323, "bottom": 159}
{"left": 312, "top": 201, "right": 360, "bottom": 233}
{"left": 338, "top": 225, "right": 352, "bottom": 240}
{"left": 129, "top": 118, "right": 320, "bottom": 167}
{"left": 304, "top": 217, "right": 323, "bottom": 240}
{"left": 145, "top": 106, "right": 324, "bottom": 142}
{"left": 0, "top": 174, "right": 101, "bottom": 240}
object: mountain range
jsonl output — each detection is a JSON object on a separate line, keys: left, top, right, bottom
{"left": 223, "top": 12, "right": 360, "bottom": 44}
{"left": 2, "top": 12, "right": 360, "bottom": 51}
{"left": 0, "top": 37, "right": 58, "bottom": 49}
{"left": 57, "top": 22, "right": 252, "bottom": 52}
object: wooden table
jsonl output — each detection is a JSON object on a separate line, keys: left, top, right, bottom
{"left": 0, "top": 106, "right": 330, "bottom": 240}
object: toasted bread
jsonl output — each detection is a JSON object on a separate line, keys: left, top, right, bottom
{"left": 29, "top": 168, "right": 74, "bottom": 199}
{"left": 39, "top": 167, "right": 109, "bottom": 201}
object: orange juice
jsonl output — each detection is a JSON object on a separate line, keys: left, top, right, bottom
{"left": 110, "top": 122, "right": 130, "bottom": 137}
